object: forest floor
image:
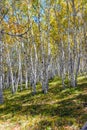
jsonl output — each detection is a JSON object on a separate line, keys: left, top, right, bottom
{"left": 0, "top": 76, "right": 87, "bottom": 130}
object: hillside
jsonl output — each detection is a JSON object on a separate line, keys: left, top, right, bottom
{"left": 0, "top": 76, "right": 87, "bottom": 130}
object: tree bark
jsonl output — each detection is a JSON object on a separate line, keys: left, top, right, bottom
{"left": 0, "top": 40, "right": 3, "bottom": 103}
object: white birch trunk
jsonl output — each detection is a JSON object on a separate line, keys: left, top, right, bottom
{"left": 30, "top": 47, "right": 36, "bottom": 94}
{"left": 25, "top": 71, "right": 28, "bottom": 89}
{"left": 46, "top": 0, "right": 51, "bottom": 91}
{"left": 0, "top": 40, "right": 3, "bottom": 103}
{"left": 18, "top": 46, "right": 23, "bottom": 91}
{"left": 6, "top": 45, "right": 15, "bottom": 93}
{"left": 60, "top": 40, "right": 65, "bottom": 88}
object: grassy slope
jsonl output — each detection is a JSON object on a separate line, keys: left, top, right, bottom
{"left": 0, "top": 76, "right": 87, "bottom": 130}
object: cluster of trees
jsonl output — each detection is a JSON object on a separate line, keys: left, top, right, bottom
{"left": 0, "top": 0, "right": 87, "bottom": 103}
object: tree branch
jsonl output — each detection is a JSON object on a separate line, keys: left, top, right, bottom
{"left": 1, "top": 27, "right": 30, "bottom": 37}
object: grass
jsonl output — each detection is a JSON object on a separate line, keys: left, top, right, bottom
{"left": 0, "top": 76, "right": 87, "bottom": 130}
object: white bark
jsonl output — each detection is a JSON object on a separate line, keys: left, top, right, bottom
{"left": 0, "top": 40, "right": 3, "bottom": 103}
{"left": 7, "top": 45, "right": 15, "bottom": 93}
{"left": 30, "top": 47, "right": 36, "bottom": 94}
{"left": 18, "top": 45, "right": 23, "bottom": 91}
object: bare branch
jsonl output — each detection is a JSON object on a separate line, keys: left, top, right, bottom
{"left": 1, "top": 27, "right": 30, "bottom": 37}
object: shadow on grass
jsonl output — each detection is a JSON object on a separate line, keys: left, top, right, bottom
{"left": 0, "top": 76, "right": 87, "bottom": 129}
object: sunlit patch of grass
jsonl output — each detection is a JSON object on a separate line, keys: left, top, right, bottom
{"left": 78, "top": 76, "right": 87, "bottom": 81}
{"left": 0, "top": 76, "right": 87, "bottom": 129}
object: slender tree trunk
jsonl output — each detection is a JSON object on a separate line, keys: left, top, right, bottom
{"left": 6, "top": 71, "right": 10, "bottom": 88}
{"left": 71, "top": 0, "right": 77, "bottom": 87}
{"left": 25, "top": 71, "right": 28, "bottom": 89}
{"left": 60, "top": 40, "right": 65, "bottom": 88}
{"left": 30, "top": 47, "right": 36, "bottom": 94}
{"left": 0, "top": 40, "right": 3, "bottom": 103}
{"left": 46, "top": 0, "right": 51, "bottom": 91}
{"left": 7, "top": 45, "right": 15, "bottom": 93}
{"left": 18, "top": 46, "right": 23, "bottom": 91}
{"left": 75, "top": 55, "right": 80, "bottom": 86}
